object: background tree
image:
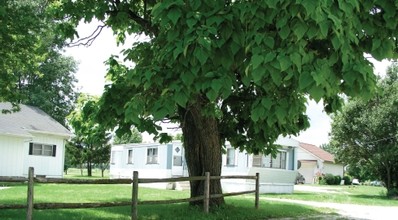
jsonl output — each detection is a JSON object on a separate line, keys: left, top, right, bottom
{"left": 1, "top": 0, "right": 73, "bottom": 107}
{"left": 330, "top": 63, "right": 398, "bottom": 196}
{"left": 113, "top": 127, "right": 143, "bottom": 144}
{"left": 17, "top": 51, "right": 78, "bottom": 126}
{"left": 67, "top": 94, "right": 111, "bottom": 177}
{"left": 0, "top": 0, "right": 78, "bottom": 126}
{"left": 55, "top": 1, "right": 398, "bottom": 206}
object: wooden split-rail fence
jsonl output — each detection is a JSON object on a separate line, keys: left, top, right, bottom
{"left": 0, "top": 167, "right": 260, "bottom": 220}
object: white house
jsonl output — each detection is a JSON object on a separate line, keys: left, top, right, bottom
{"left": 0, "top": 103, "right": 72, "bottom": 178}
{"left": 297, "top": 142, "right": 344, "bottom": 184}
{"left": 110, "top": 136, "right": 301, "bottom": 193}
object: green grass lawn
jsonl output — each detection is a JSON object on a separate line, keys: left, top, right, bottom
{"left": 2, "top": 174, "right": 397, "bottom": 219}
{"left": 267, "top": 184, "right": 398, "bottom": 206}
{"left": 0, "top": 182, "right": 330, "bottom": 220}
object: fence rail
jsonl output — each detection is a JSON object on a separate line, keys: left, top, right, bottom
{"left": 0, "top": 167, "right": 260, "bottom": 220}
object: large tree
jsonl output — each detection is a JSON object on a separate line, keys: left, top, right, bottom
{"left": 67, "top": 94, "right": 111, "bottom": 177}
{"left": 330, "top": 64, "right": 398, "bottom": 197}
{"left": 54, "top": 1, "right": 398, "bottom": 206}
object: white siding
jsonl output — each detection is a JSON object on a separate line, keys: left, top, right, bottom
{"left": 323, "top": 162, "right": 344, "bottom": 177}
{"left": 23, "top": 133, "right": 65, "bottom": 178}
{"left": 0, "top": 135, "right": 25, "bottom": 176}
{"left": 109, "top": 143, "right": 176, "bottom": 179}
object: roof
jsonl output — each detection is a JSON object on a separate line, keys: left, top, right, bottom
{"left": 299, "top": 142, "right": 335, "bottom": 163}
{"left": 0, "top": 102, "right": 72, "bottom": 138}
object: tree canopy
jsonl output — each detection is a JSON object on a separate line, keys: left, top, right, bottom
{"left": 113, "top": 127, "right": 143, "bottom": 144}
{"left": 53, "top": 0, "right": 398, "bottom": 206}
{"left": 1, "top": 0, "right": 78, "bottom": 124}
{"left": 330, "top": 63, "right": 398, "bottom": 196}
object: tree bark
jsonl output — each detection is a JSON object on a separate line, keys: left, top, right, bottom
{"left": 87, "top": 161, "right": 92, "bottom": 177}
{"left": 179, "top": 96, "right": 225, "bottom": 207}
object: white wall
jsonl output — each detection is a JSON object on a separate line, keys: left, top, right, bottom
{"left": 0, "top": 135, "right": 25, "bottom": 176}
{"left": 323, "top": 162, "right": 344, "bottom": 177}
{"left": 23, "top": 133, "right": 66, "bottom": 178}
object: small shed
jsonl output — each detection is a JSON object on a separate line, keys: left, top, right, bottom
{"left": 0, "top": 103, "right": 72, "bottom": 178}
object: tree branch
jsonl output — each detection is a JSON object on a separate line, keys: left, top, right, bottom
{"left": 67, "top": 25, "right": 106, "bottom": 47}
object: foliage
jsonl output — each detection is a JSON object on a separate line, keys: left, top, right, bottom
{"left": 343, "top": 175, "right": 352, "bottom": 185}
{"left": 113, "top": 127, "right": 143, "bottom": 144}
{"left": 173, "top": 133, "right": 183, "bottom": 141}
{"left": 0, "top": 0, "right": 75, "bottom": 113}
{"left": 53, "top": 0, "right": 398, "bottom": 206}
{"left": 18, "top": 52, "right": 78, "bottom": 126}
{"left": 330, "top": 63, "right": 398, "bottom": 196}
{"left": 319, "top": 173, "right": 342, "bottom": 185}
{"left": 67, "top": 94, "right": 111, "bottom": 177}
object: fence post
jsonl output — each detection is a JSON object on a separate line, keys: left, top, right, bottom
{"left": 26, "top": 167, "right": 34, "bottom": 220}
{"left": 131, "top": 171, "right": 139, "bottom": 220}
{"left": 203, "top": 172, "right": 210, "bottom": 213}
{"left": 255, "top": 172, "right": 259, "bottom": 209}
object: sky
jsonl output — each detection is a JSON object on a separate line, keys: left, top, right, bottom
{"left": 64, "top": 22, "right": 391, "bottom": 146}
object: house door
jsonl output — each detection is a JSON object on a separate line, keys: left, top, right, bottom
{"left": 171, "top": 145, "right": 184, "bottom": 176}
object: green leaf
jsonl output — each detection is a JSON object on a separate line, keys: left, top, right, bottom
{"left": 206, "top": 89, "right": 218, "bottom": 101}
{"left": 251, "top": 54, "right": 264, "bottom": 69}
{"left": 175, "top": 92, "right": 188, "bottom": 107}
{"left": 264, "top": 52, "right": 276, "bottom": 63}
{"left": 167, "top": 7, "right": 182, "bottom": 25}
{"left": 211, "top": 79, "right": 223, "bottom": 93}
{"left": 271, "top": 71, "right": 282, "bottom": 86}
{"left": 299, "top": 71, "right": 313, "bottom": 90}
{"left": 194, "top": 47, "right": 208, "bottom": 65}
{"left": 278, "top": 55, "right": 291, "bottom": 72}
{"left": 275, "top": 106, "right": 287, "bottom": 123}
{"left": 308, "top": 86, "right": 324, "bottom": 102}
{"left": 250, "top": 105, "right": 265, "bottom": 122}
{"left": 264, "top": 36, "right": 275, "bottom": 49}
{"left": 261, "top": 98, "right": 273, "bottom": 110}
{"left": 186, "top": 18, "right": 197, "bottom": 28}
{"left": 293, "top": 21, "right": 308, "bottom": 40}
{"left": 301, "top": 1, "right": 317, "bottom": 15}
{"left": 319, "top": 21, "right": 329, "bottom": 37}
{"left": 290, "top": 52, "right": 302, "bottom": 72}
{"left": 181, "top": 72, "right": 194, "bottom": 85}
{"left": 278, "top": 26, "right": 290, "bottom": 40}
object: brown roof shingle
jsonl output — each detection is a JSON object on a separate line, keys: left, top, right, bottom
{"left": 299, "top": 142, "right": 335, "bottom": 163}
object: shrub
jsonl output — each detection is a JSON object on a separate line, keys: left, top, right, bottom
{"left": 323, "top": 174, "right": 336, "bottom": 185}
{"left": 343, "top": 175, "right": 352, "bottom": 185}
{"left": 319, "top": 174, "right": 343, "bottom": 185}
{"left": 334, "top": 175, "right": 342, "bottom": 185}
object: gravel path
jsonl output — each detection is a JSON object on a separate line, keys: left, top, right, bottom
{"left": 263, "top": 197, "right": 398, "bottom": 220}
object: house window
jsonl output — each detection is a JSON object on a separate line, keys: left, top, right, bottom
{"left": 29, "top": 143, "right": 56, "bottom": 157}
{"left": 252, "top": 154, "right": 262, "bottom": 167}
{"left": 226, "top": 148, "right": 236, "bottom": 166}
{"left": 252, "top": 151, "right": 287, "bottom": 169}
{"left": 127, "top": 149, "right": 133, "bottom": 164}
{"left": 147, "top": 147, "right": 158, "bottom": 164}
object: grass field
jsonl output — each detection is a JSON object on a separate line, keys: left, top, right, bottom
{"left": 1, "top": 170, "right": 397, "bottom": 219}
{"left": 0, "top": 182, "right": 325, "bottom": 220}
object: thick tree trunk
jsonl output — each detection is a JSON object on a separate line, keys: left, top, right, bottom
{"left": 179, "top": 97, "right": 225, "bottom": 207}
